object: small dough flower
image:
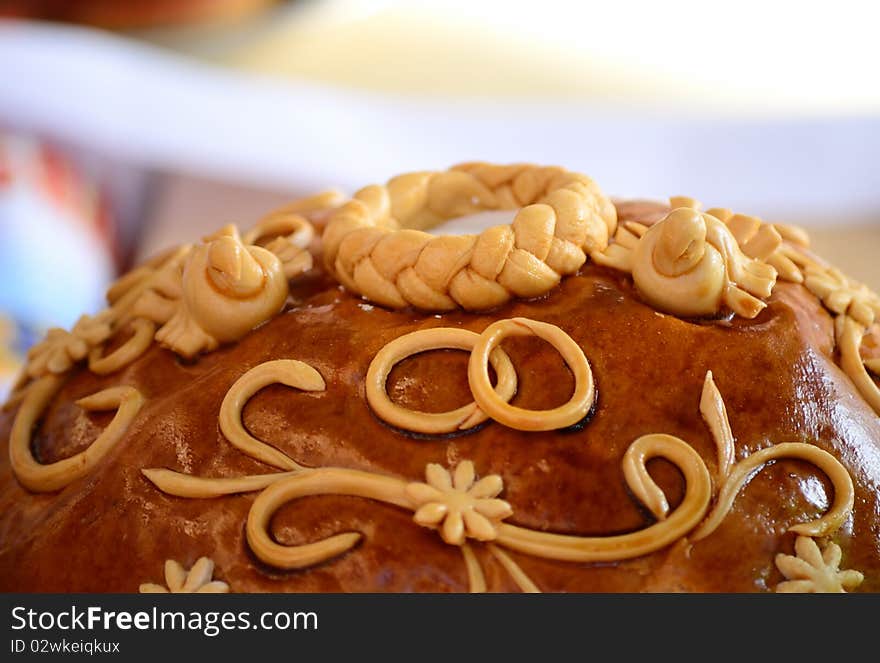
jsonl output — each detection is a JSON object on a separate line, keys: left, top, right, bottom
{"left": 26, "top": 313, "right": 112, "bottom": 377}
{"left": 139, "top": 557, "right": 230, "bottom": 593}
{"left": 406, "top": 461, "right": 513, "bottom": 545}
{"left": 775, "top": 536, "right": 863, "bottom": 593}
{"left": 804, "top": 266, "right": 880, "bottom": 328}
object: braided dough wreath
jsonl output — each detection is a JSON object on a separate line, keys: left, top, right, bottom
{"left": 322, "top": 162, "right": 618, "bottom": 311}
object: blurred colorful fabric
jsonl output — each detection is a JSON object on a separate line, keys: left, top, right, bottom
{"left": 0, "top": 133, "right": 118, "bottom": 342}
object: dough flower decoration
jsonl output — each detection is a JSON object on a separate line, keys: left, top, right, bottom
{"left": 322, "top": 162, "right": 617, "bottom": 311}
{"left": 139, "top": 557, "right": 230, "bottom": 593}
{"left": 85, "top": 245, "right": 191, "bottom": 374}
{"left": 773, "top": 251, "right": 880, "bottom": 416}
{"left": 775, "top": 536, "right": 863, "bottom": 593}
{"left": 406, "top": 461, "right": 513, "bottom": 545}
{"left": 593, "top": 206, "right": 778, "bottom": 318}
{"left": 804, "top": 265, "right": 880, "bottom": 329}
{"left": 25, "top": 313, "right": 112, "bottom": 378}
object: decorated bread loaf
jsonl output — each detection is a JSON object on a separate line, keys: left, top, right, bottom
{"left": 1, "top": 163, "right": 878, "bottom": 593}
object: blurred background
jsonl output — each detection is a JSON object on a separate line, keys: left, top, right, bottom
{"left": 1, "top": 0, "right": 879, "bottom": 394}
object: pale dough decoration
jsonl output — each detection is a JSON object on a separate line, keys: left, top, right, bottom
{"left": 593, "top": 207, "right": 778, "bottom": 318}
{"left": 698, "top": 371, "right": 735, "bottom": 482}
{"left": 406, "top": 461, "right": 513, "bottom": 545}
{"left": 139, "top": 557, "right": 230, "bottom": 593}
{"left": 151, "top": 225, "right": 290, "bottom": 358}
{"left": 460, "top": 543, "right": 487, "bottom": 593}
{"left": 366, "top": 327, "right": 517, "bottom": 434}
{"left": 9, "top": 311, "right": 113, "bottom": 411}
{"left": 486, "top": 544, "right": 541, "bottom": 593}
{"left": 366, "top": 318, "right": 593, "bottom": 434}
{"left": 87, "top": 318, "right": 157, "bottom": 375}
{"left": 805, "top": 265, "right": 880, "bottom": 329}
{"left": 703, "top": 205, "right": 806, "bottom": 284}
{"left": 11, "top": 172, "right": 870, "bottom": 591}
{"left": 668, "top": 195, "right": 701, "bottom": 210}
{"left": 662, "top": 196, "right": 807, "bottom": 284}
{"left": 239, "top": 189, "right": 341, "bottom": 279}
{"left": 9, "top": 375, "right": 144, "bottom": 492}
{"left": 243, "top": 188, "right": 343, "bottom": 247}
{"left": 106, "top": 245, "right": 192, "bottom": 327}
{"left": 459, "top": 540, "right": 543, "bottom": 593}
{"left": 787, "top": 256, "right": 880, "bottom": 415}
{"left": 25, "top": 313, "right": 112, "bottom": 378}
{"left": 691, "top": 372, "right": 854, "bottom": 542}
{"left": 691, "top": 442, "right": 854, "bottom": 541}
{"left": 245, "top": 467, "right": 404, "bottom": 570}
{"left": 135, "top": 221, "right": 317, "bottom": 359}
{"left": 243, "top": 203, "right": 321, "bottom": 280}
{"left": 321, "top": 162, "right": 617, "bottom": 311}
{"left": 241, "top": 452, "right": 706, "bottom": 578}
{"left": 498, "top": 433, "right": 712, "bottom": 562}
{"left": 468, "top": 317, "right": 594, "bottom": 431}
{"left": 138, "top": 358, "right": 329, "bottom": 502}
{"left": 141, "top": 468, "right": 298, "bottom": 499}
{"left": 587, "top": 220, "right": 645, "bottom": 273}
{"left": 12, "top": 245, "right": 186, "bottom": 388}
{"left": 775, "top": 536, "right": 863, "bottom": 593}
{"left": 835, "top": 315, "right": 880, "bottom": 415}
{"left": 219, "top": 359, "right": 326, "bottom": 471}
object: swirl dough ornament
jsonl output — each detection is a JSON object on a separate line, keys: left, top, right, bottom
{"left": 10, "top": 376, "right": 144, "bottom": 492}
{"left": 365, "top": 318, "right": 594, "bottom": 434}
{"left": 150, "top": 225, "right": 290, "bottom": 358}
{"left": 594, "top": 207, "right": 778, "bottom": 318}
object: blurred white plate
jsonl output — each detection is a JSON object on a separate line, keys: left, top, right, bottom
{"left": 1, "top": 19, "right": 879, "bottom": 224}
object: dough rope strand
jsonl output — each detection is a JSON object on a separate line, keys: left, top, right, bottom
{"left": 322, "top": 162, "right": 617, "bottom": 311}
{"left": 10, "top": 376, "right": 145, "bottom": 492}
{"left": 468, "top": 317, "right": 595, "bottom": 432}
{"left": 366, "top": 327, "right": 517, "bottom": 434}
{"left": 219, "top": 359, "right": 326, "bottom": 471}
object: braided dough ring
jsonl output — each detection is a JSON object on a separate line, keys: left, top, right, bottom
{"left": 322, "top": 163, "right": 617, "bottom": 311}
{"left": 468, "top": 318, "right": 594, "bottom": 431}
{"left": 366, "top": 328, "right": 517, "bottom": 434}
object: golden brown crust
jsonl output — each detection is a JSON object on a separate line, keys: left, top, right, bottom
{"left": 1, "top": 199, "right": 879, "bottom": 592}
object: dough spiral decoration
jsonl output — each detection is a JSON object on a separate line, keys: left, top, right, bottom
{"left": 153, "top": 225, "right": 290, "bottom": 358}
{"left": 365, "top": 318, "right": 594, "bottom": 433}
{"left": 322, "top": 162, "right": 617, "bottom": 311}
{"left": 366, "top": 328, "right": 518, "bottom": 435}
{"left": 468, "top": 318, "right": 594, "bottom": 431}
{"left": 10, "top": 375, "right": 144, "bottom": 492}
{"left": 594, "top": 207, "right": 778, "bottom": 318}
